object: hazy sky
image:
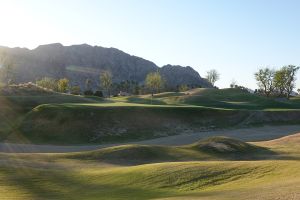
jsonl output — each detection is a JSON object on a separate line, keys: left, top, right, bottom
{"left": 0, "top": 0, "right": 299, "bottom": 89}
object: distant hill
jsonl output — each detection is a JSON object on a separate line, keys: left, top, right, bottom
{"left": 0, "top": 43, "right": 212, "bottom": 90}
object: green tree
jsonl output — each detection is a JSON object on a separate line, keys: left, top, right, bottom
{"left": 206, "top": 69, "right": 220, "bottom": 86}
{"left": 36, "top": 77, "right": 58, "bottom": 91}
{"left": 100, "top": 71, "right": 113, "bottom": 97}
{"left": 145, "top": 71, "right": 164, "bottom": 97}
{"left": 274, "top": 69, "right": 287, "bottom": 96}
{"left": 254, "top": 67, "right": 275, "bottom": 97}
{"left": 282, "top": 65, "right": 299, "bottom": 99}
{"left": 57, "top": 78, "right": 69, "bottom": 93}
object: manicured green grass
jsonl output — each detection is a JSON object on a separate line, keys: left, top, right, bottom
{"left": 0, "top": 85, "right": 104, "bottom": 140}
{"left": 4, "top": 94, "right": 104, "bottom": 112}
{"left": 1, "top": 86, "right": 300, "bottom": 199}
{"left": 1, "top": 158, "right": 299, "bottom": 200}
{"left": 0, "top": 134, "right": 300, "bottom": 199}
{"left": 68, "top": 137, "right": 274, "bottom": 165}
{"left": 114, "top": 88, "right": 300, "bottom": 110}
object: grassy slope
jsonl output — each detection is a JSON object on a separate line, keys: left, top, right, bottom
{"left": 19, "top": 103, "right": 300, "bottom": 144}
{"left": 67, "top": 137, "right": 274, "bottom": 165}
{"left": 11, "top": 87, "right": 300, "bottom": 144}
{"left": 0, "top": 85, "right": 103, "bottom": 141}
{"left": 1, "top": 85, "right": 103, "bottom": 112}
{"left": 2, "top": 86, "right": 300, "bottom": 144}
{"left": 0, "top": 135, "right": 300, "bottom": 199}
{"left": 20, "top": 104, "right": 250, "bottom": 144}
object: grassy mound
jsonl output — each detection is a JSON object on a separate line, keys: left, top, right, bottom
{"left": 19, "top": 102, "right": 300, "bottom": 144}
{"left": 255, "top": 133, "right": 300, "bottom": 158}
{"left": 70, "top": 145, "right": 175, "bottom": 165}
{"left": 4, "top": 86, "right": 300, "bottom": 144}
{"left": 69, "top": 136, "right": 274, "bottom": 164}
{"left": 0, "top": 84, "right": 103, "bottom": 112}
{"left": 190, "top": 136, "right": 260, "bottom": 153}
{"left": 0, "top": 84, "right": 103, "bottom": 140}
{"left": 19, "top": 104, "right": 251, "bottom": 144}
{"left": 0, "top": 134, "right": 299, "bottom": 199}
{"left": 261, "top": 132, "right": 300, "bottom": 146}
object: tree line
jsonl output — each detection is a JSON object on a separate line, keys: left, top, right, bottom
{"left": 35, "top": 71, "right": 166, "bottom": 97}
{"left": 254, "top": 65, "right": 299, "bottom": 99}
{"left": 34, "top": 70, "right": 212, "bottom": 97}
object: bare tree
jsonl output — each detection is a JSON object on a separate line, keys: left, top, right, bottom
{"left": 282, "top": 65, "right": 299, "bottom": 99}
{"left": 206, "top": 69, "right": 220, "bottom": 86}
{"left": 230, "top": 79, "right": 237, "bottom": 88}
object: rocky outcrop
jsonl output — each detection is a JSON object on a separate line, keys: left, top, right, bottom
{"left": 160, "top": 65, "right": 211, "bottom": 88}
{"left": 0, "top": 43, "right": 212, "bottom": 90}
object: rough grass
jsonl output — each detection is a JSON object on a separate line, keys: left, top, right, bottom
{"left": 0, "top": 134, "right": 300, "bottom": 199}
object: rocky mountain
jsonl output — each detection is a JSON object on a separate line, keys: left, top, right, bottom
{"left": 0, "top": 43, "right": 212, "bottom": 90}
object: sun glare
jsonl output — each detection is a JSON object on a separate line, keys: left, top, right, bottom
{"left": 0, "top": 1, "right": 66, "bottom": 49}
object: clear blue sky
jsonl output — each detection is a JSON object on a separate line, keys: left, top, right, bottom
{"left": 0, "top": 0, "right": 300, "bottom": 89}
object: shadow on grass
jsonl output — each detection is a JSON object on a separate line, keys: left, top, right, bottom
{"left": 0, "top": 159, "right": 174, "bottom": 200}
{"left": 68, "top": 138, "right": 280, "bottom": 166}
